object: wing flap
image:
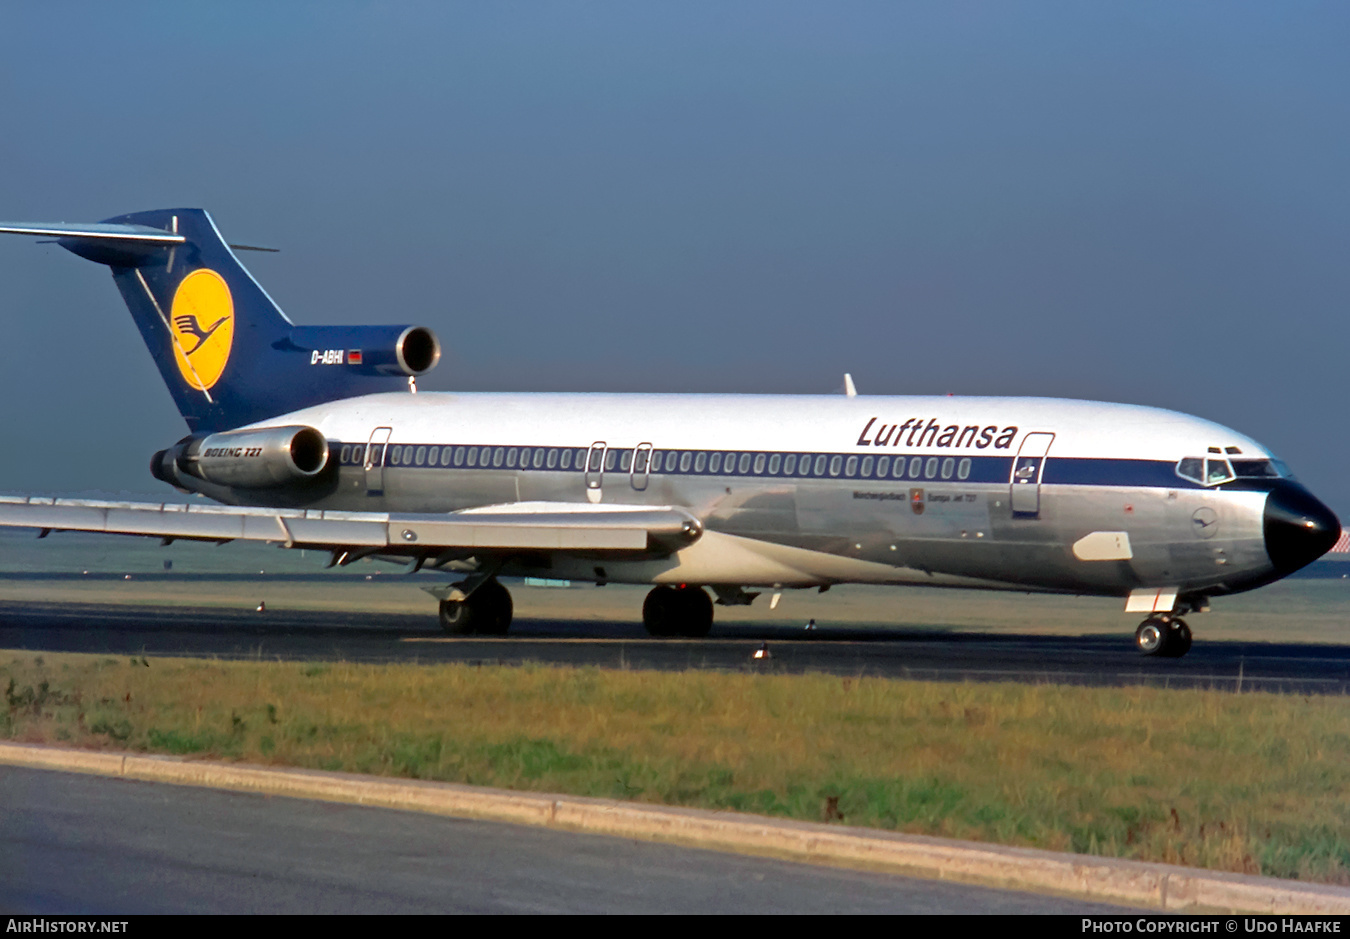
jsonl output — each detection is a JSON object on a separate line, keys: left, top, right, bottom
{"left": 0, "top": 496, "right": 700, "bottom": 554}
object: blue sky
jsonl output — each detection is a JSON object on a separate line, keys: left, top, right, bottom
{"left": 1, "top": 3, "right": 1348, "bottom": 513}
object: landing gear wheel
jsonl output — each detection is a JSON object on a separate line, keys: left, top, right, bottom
{"left": 1160, "top": 619, "right": 1192, "bottom": 658}
{"left": 674, "top": 585, "right": 713, "bottom": 638}
{"left": 473, "top": 579, "right": 514, "bottom": 636}
{"left": 1135, "top": 616, "right": 1193, "bottom": 658}
{"left": 643, "top": 586, "right": 679, "bottom": 637}
{"left": 437, "top": 579, "right": 514, "bottom": 636}
{"left": 642, "top": 585, "right": 714, "bottom": 638}
{"left": 1135, "top": 618, "right": 1166, "bottom": 656}
{"left": 439, "top": 598, "right": 475, "bottom": 635}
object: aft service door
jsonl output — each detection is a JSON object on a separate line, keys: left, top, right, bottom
{"left": 364, "top": 426, "right": 392, "bottom": 496}
{"left": 585, "top": 441, "right": 607, "bottom": 503}
{"left": 631, "top": 443, "right": 652, "bottom": 491}
{"left": 1010, "top": 432, "right": 1055, "bottom": 517}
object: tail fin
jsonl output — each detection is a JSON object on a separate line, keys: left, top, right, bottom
{"left": 0, "top": 208, "right": 439, "bottom": 433}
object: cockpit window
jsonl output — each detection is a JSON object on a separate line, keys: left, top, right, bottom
{"left": 1231, "top": 459, "right": 1281, "bottom": 479}
{"left": 1179, "top": 451, "right": 1290, "bottom": 486}
{"left": 1205, "top": 458, "right": 1235, "bottom": 485}
{"left": 1176, "top": 457, "right": 1204, "bottom": 485}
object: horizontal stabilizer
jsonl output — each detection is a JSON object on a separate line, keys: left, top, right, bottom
{"left": 0, "top": 222, "right": 185, "bottom": 244}
{"left": 0, "top": 496, "right": 702, "bottom": 555}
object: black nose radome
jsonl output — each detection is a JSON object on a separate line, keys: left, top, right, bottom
{"left": 1265, "top": 481, "right": 1341, "bottom": 575}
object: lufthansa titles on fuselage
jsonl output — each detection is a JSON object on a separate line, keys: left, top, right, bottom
{"left": 856, "top": 417, "right": 1019, "bottom": 450}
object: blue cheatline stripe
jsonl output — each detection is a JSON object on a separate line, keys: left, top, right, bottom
{"left": 1042, "top": 458, "right": 1193, "bottom": 489}
{"left": 329, "top": 442, "right": 1224, "bottom": 490}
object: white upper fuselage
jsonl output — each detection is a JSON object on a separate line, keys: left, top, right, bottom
{"left": 273, "top": 392, "right": 1272, "bottom": 464}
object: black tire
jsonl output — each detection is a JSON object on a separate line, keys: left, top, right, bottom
{"left": 475, "top": 579, "right": 514, "bottom": 636}
{"left": 643, "top": 586, "right": 680, "bottom": 637}
{"left": 673, "top": 585, "right": 713, "bottom": 638}
{"left": 1160, "top": 619, "right": 1192, "bottom": 658}
{"left": 438, "top": 579, "right": 514, "bottom": 636}
{"left": 439, "top": 598, "right": 476, "bottom": 635}
{"left": 1135, "top": 619, "right": 1165, "bottom": 656}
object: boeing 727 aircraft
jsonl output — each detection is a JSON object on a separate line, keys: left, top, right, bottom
{"left": 0, "top": 209, "right": 1340, "bottom": 657}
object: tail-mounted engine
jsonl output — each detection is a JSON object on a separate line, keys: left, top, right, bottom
{"left": 284, "top": 325, "right": 441, "bottom": 377}
{"left": 152, "top": 425, "right": 331, "bottom": 490}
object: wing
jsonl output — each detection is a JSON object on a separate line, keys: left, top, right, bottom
{"left": 0, "top": 496, "right": 702, "bottom": 562}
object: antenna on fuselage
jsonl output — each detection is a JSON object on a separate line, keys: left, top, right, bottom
{"left": 841, "top": 373, "right": 858, "bottom": 397}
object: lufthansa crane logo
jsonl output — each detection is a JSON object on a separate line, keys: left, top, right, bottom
{"left": 169, "top": 269, "right": 234, "bottom": 391}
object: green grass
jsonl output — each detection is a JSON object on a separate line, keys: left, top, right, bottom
{"left": 3, "top": 650, "right": 1349, "bottom": 883}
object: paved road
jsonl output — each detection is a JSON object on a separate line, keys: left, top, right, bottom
{"left": 0, "top": 766, "right": 1142, "bottom": 914}
{"left": 1, "top": 596, "right": 1348, "bottom": 693}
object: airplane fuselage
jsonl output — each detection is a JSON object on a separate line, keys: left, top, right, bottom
{"left": 180, "top": 390, "right": 1331, "bottom": 603}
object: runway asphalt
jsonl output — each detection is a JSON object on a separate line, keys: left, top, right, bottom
{"left": 2, "top": 592, "right": 1348, "bottom": 693}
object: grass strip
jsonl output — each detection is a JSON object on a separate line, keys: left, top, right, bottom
{"left": 3, "top": 650, "right": 1348, "bottom": 884}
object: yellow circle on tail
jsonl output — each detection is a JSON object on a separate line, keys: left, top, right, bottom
{"left": 169, "top": 269, "right": 234, "bottom": 391}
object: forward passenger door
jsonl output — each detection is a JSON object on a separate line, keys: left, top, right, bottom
{"left": 1010, "top": 432, "right": 1055, "bottom": 517}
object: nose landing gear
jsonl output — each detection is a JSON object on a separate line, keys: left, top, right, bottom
{"left": 1135, "top": 615, "right": 1192, "bottom": 658}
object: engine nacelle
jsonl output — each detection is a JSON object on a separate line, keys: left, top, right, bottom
{"left": 165, "top": 425, "right": 331, "bottom": 489}
{"left": 285, "top": 325, "right": 441, "bottom": 377}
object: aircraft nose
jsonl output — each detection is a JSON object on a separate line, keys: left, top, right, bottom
{"left": 1264, "top": 481, "right": 1341, "bottom": 574}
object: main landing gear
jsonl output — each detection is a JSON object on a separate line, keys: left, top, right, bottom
{"left": 439, "top": 578, "right": 513, "bottom": 636}
{"left": 1134, "top": 615, "right": 1192, "bottom": 658}
{"left": 642, "top": 585, "right": 714, "bottom": 638}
